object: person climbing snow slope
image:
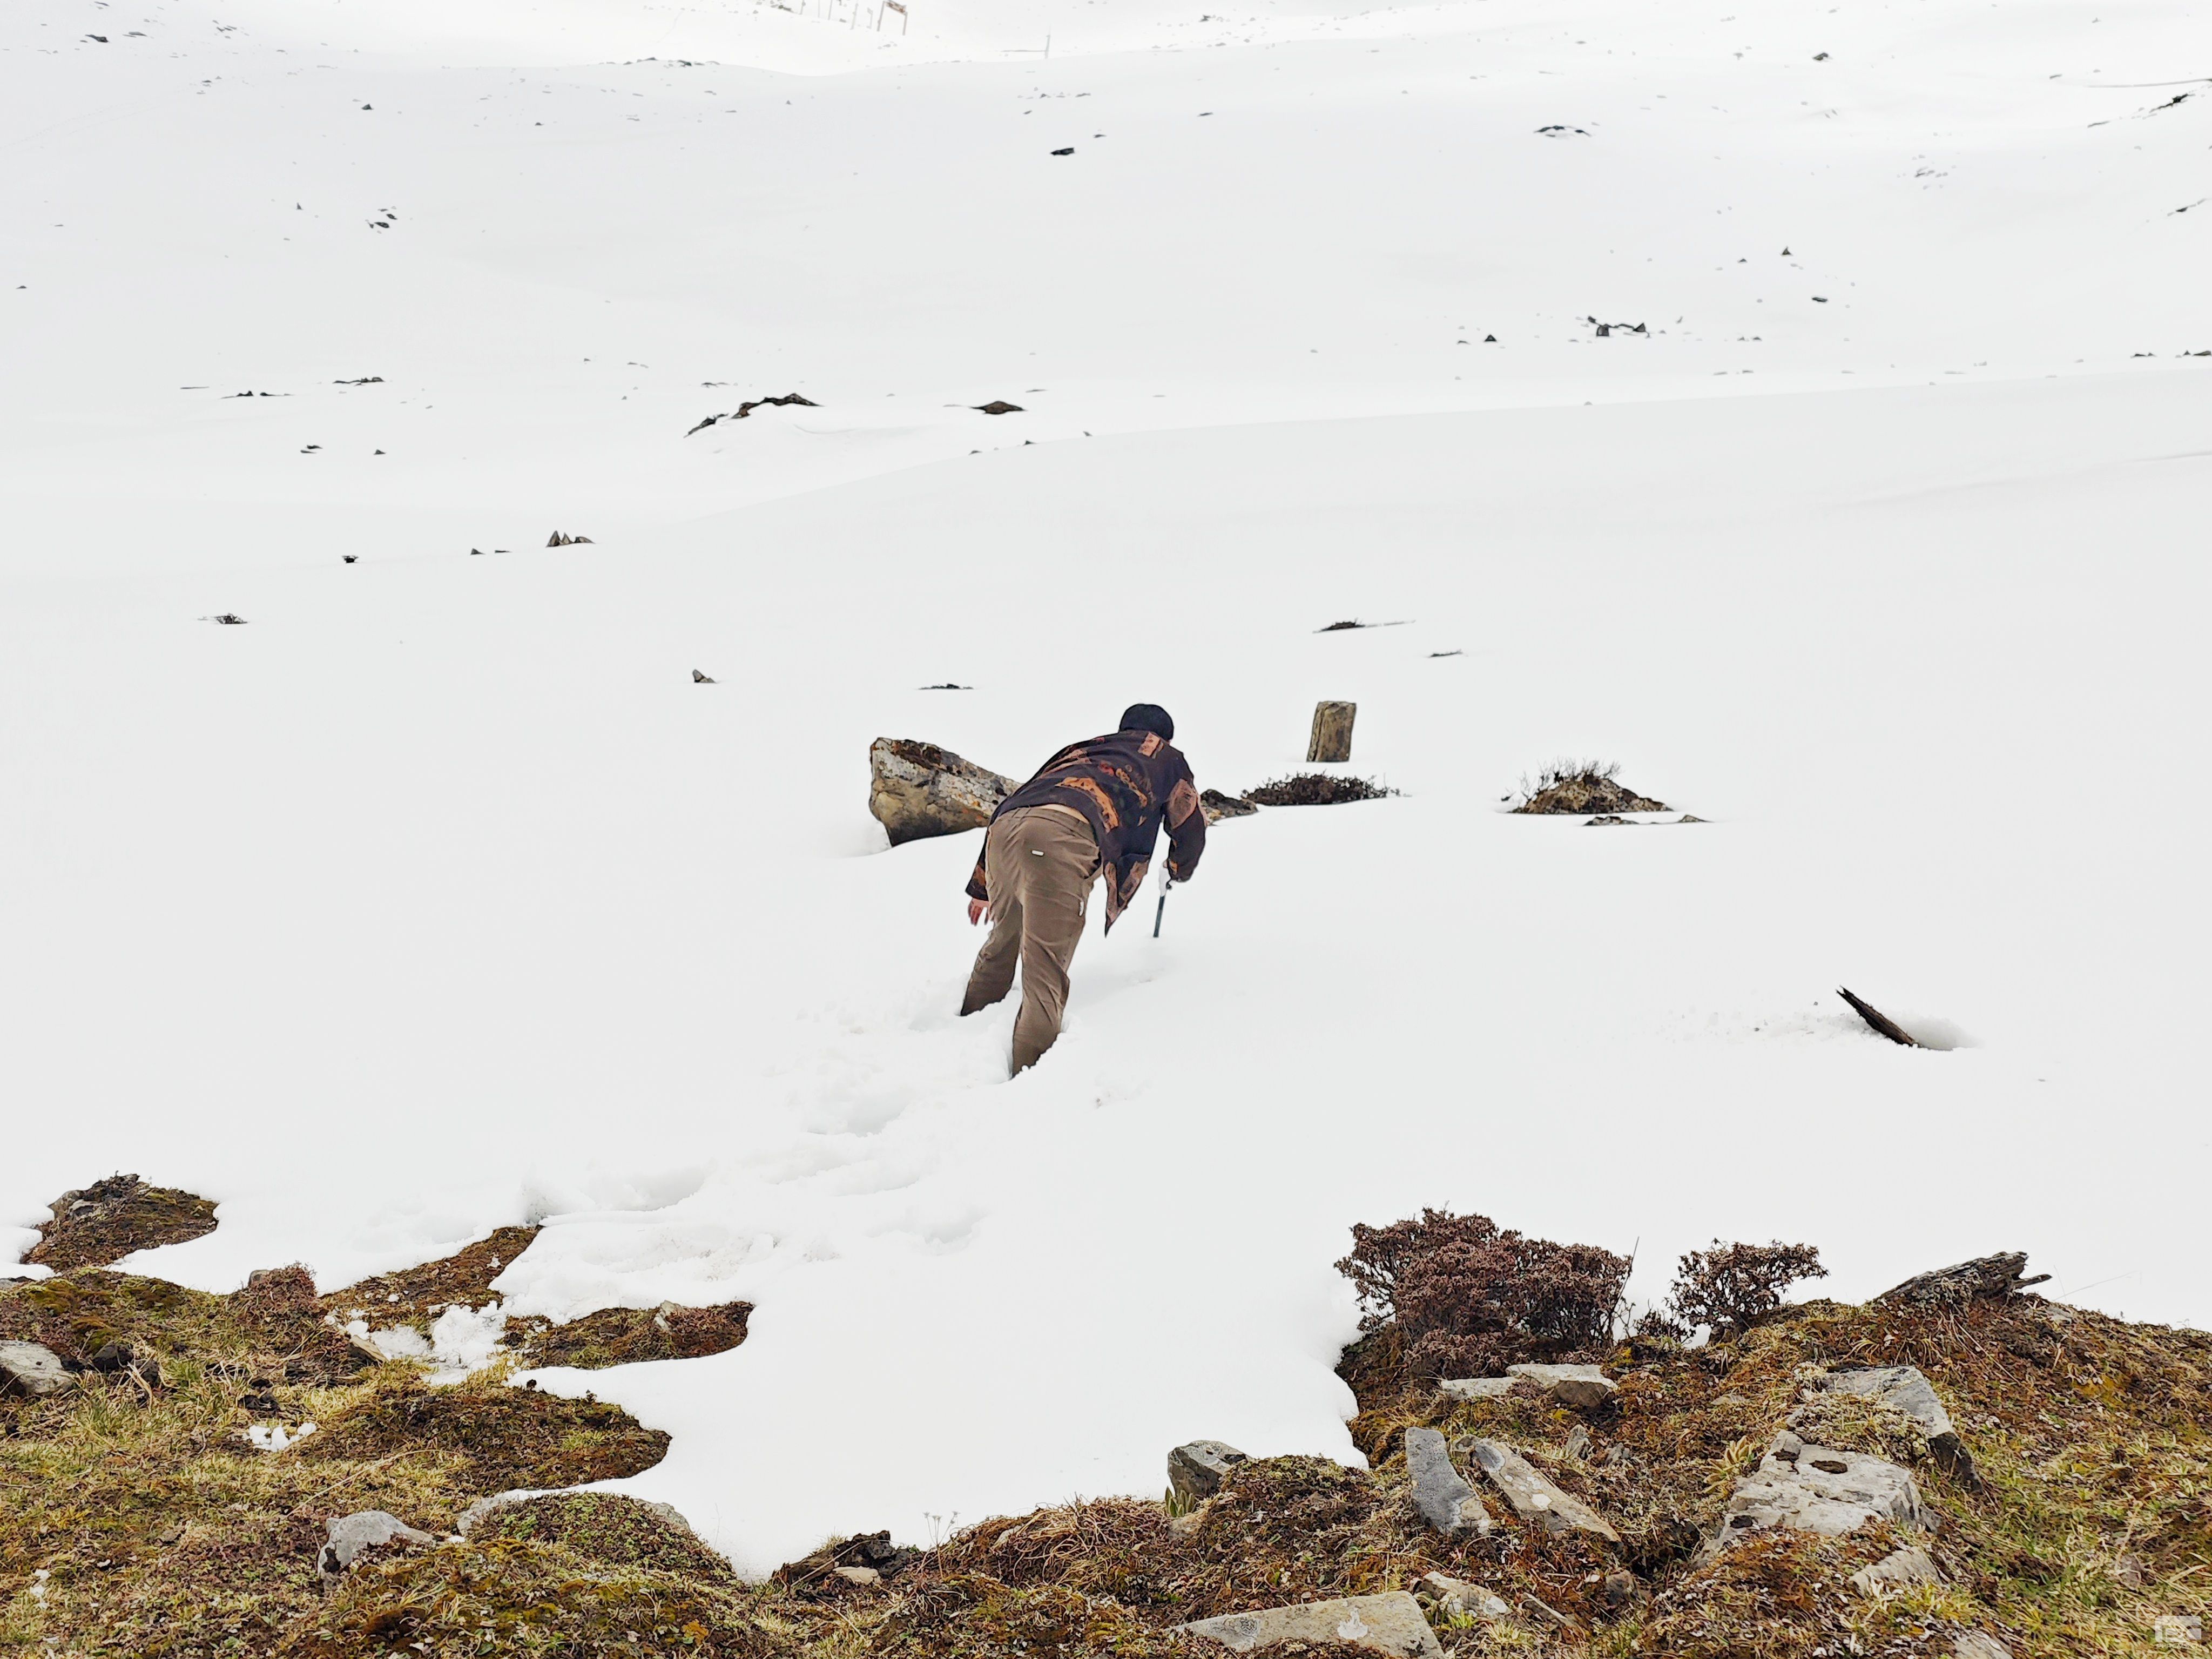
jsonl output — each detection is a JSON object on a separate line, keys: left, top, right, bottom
{"left": 960, "top": 704, "right": 1207, "bottom": 1073}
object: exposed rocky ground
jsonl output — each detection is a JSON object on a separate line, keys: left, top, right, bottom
{"left": 5, "top": 1192, "right": 2209, "bottom": 1658}
{"left": 1511, "top": 765, "right": 1667, "bottom": 817}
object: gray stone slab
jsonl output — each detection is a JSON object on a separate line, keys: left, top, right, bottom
{"left": 1464, "top": 1439, "right": 1620, "bottom": 1542}
{"left": 1169, "top": 1440, "right": 1250, "bottom": 1506}
{"left": 1850, "top": 1546, "right": 1940, "bottom": 1597}
{"left": 1953, "top": 1633, "right": 2013, "bottom": 1659}
{"left": 1438, "top": 1376, "right": 1515, "bottom": 1402}
{"left": 1507, "top": 1363, "right": 1617, "bottom": 1410}
{"left": 1714, "top": 1439, "right": 1926, "bottom": 1548}
{"left": 1818, "top": 1366, "right": 1954, "bottom": 1444}
{"left": 1177, "top": 1591, "right": 1440, "bottom": 1658}
{"left": 1418, "top": 1572, "right": 1509, "bottom": 1622}
{"left": 1404, "top": 1427, "right": 1491, "bottom": 1537}
{"left": 0, "top": 1340, "right": 71, "bottom": 1399}
{"left": 317, "top": 1510, "right": 435, "bottom": 1579}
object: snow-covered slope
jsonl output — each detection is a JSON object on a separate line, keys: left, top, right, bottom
{"left": 4, "top": 0, "right": 2208, "bottom": 1579}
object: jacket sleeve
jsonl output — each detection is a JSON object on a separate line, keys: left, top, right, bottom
{"left": 1164, "top": 764, "right": 1206, "bottom": 881}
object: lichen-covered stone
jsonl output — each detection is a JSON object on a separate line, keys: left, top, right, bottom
{"left": 1178, "top": 1591, "right": 1441, "bottom": 1657}
{"left": 1506, "top": 1362, "right": 1616, "bottom": 1410}
{"left": 1463, "top": 1438, "right": 1619, "bottom": 1542}
{"left": 1712, "top": 1434, "right": 1926, "bottom": 1550}
{"left": 0, "top": 1339, "right": 71, "bottom": 1398}
{"left": 1404, "top": 1426, "right": 1490, "bottom": 1537}
{"left": 868, "top": 738, "right": 1016, "bottom": 846}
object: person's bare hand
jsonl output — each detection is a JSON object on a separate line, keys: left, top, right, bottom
{"left": 968, "top": 898, "right": 989, "bottom": 926}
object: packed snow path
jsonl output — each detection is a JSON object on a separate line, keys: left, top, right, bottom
{"left": 4, "top": 0, "right": 2208, "bottom": 1578}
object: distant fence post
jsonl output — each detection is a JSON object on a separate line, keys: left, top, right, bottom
{"left": 1307, "top": 701, "right": 1355, "bottom": 763}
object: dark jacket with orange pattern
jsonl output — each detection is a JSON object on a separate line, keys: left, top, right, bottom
{"left": 966, "top": 728, "right": 1206, "bottom": 929}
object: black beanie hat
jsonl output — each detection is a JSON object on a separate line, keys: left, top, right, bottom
{"left": 1119, "top": 703, "right": 1175, "bottom": 740}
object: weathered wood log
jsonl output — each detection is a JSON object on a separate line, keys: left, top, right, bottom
{"left": 868, "top": 738, "right": 1017, "bottom": 847}
{"left": 1307, "top": 700, "right": 1357, "bottom": 763}
{"left": 1874, "top": 1252, "right": 2050, "bottom": 1309}
{"left": 1838, "top": 987, "right": 1921, "bottom": 1048}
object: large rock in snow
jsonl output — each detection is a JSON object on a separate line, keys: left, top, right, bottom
{"left": 1178, "top": 1591, "right": 1440, "bottom": 1658}
{"left": 1404, "top": 1427, "right": 1490, "bottom": 1537}
{"left": 867, "top": 738, "right": 1017, "bottom": 847}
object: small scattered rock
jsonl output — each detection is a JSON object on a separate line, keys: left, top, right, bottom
{"left": 2154, "top": 1615, "right": 2203, "bottom": 1645}
{"left": 1562, "top": 1425, "right": 1592, "bottom": 1460}
{"left": 693, "top": 669, "right": 717, "bottom": 683}
{"left": 1507, "top": 1363, "right": 1616, "bottom": 1410}
{"left": 1177, "top": 1590, "right": 1441, "bottom": 1658}
{"left": 1199, "top": 788, "right": 1258, "bottom": 824}
{"left": 456, "top": 1491, "right": 537, "bottom": 1536}
{"left": 1850, "top": 1545, "right": 1940, "bottom": 1597}
{"left": 1954, "top": 1634, "right": 2013, "bottom": 1659}
{"left": 0, "top": 1340, "right": 72, "bottom": 1399}
{"left": 1404, "top": 1427, "right": 1491, "bottom": 1537}
{"left": 832, "top": 1564, "right": 881, "bottom": 1586}
{"left": 317, "top": 1510, "right": 434, "bottom": 1580}
{"left": 1439, "top": 1376, "right": 1516, "bottom": 1402}
{"left": 1418, "top": 1572, "right": 1508, "bottom": 1621}
{"left": 1462, "top": 1439, "right": 1620, "bottom": 1542}
{"left": 685, "top": 393, "right": 817, "bottom": 436}
{"left": 1169, "top": 1440, "right": 1249, "bottom": 1506}
{"left": 867, "top": 737, "right": 1017, "bottom": 846}
{"left": 545, "top": 531, "right": 595, "bottom": 546}
{"left": 973, "top": 400, "right": 1024, "bottom": 415}
{"left": 1050, "top": 146, "right": 1075, "bottom": 156}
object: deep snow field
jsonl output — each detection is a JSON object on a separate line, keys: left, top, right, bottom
{"left": 5, "top": 0, "right": 2210, "bottom": 1577}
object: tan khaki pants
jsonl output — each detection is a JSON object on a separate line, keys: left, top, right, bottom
{"left": 961, "top": 806, "right": 1101, "bottom": 1073}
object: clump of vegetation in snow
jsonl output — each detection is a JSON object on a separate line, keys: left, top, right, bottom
{"left": 1243, "top": 773, "right": 1395, "bottom": 806}
{"left": 1512, "top": 759, "right": 1668, "bottom": 815}
{"left": 1334, "top": 1206, "right": 1629, "bottom": 1380}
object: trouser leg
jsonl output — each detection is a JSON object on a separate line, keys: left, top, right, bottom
{"left": 961, "top": 819, "right": 1024, "bottom": 1015}
{"left": 1008, "top": 814, "right": 1098, "bottom": 1073}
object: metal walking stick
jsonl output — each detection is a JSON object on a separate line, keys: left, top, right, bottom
{"left": 1152, "top": 871, "right": 1176, "bottom": 938}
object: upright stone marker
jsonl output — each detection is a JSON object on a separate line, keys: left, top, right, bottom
{"left": 1307, "top": 701, "right": 1356, "bottom": 763}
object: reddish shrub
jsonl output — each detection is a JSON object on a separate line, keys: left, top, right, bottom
{"left": 1663, "top": 1240, "right": 1827, "bottom": 1337}
{"left": 1334, "top": 1209, "right": 1630, "bottom": 1380}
